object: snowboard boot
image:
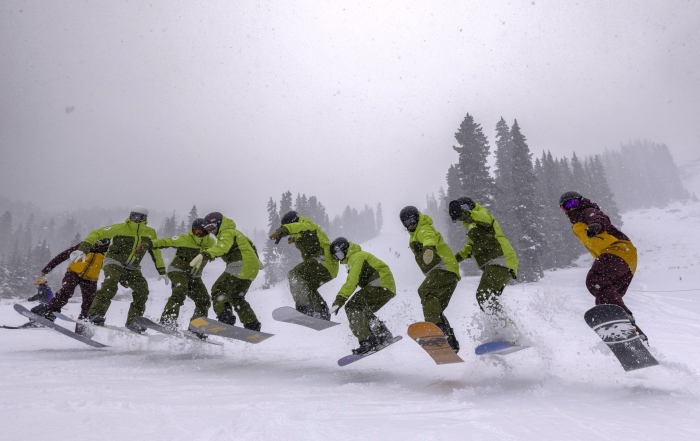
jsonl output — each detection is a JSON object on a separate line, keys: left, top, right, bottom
{"left": 30, "top": 304, "right": 56, "bottom": 322}
{"left": 627, "top": 314, "right": 649, "bottom": 345}
{"left": 437, "top": 322, "right": 460, "bottom": 354}
{"left": 75, "top": 323, "right": 94, "bottom": 338}
{"left": 369, "top": 318, "right": 393, "bottom": 346}
{"left": 244, "top": 320, "right": 262, "bottom": 332}
{"left": 295, "top": 304, "right": 315, "bottom": 318}
{"left": 87, "top": 313, "right": 106, "bottom": 326}
{"left": 159, "top": 318, "right": 178, "bottom": 332}
{"left": 217, "top": 307, "right": 237, "bottom": 326}
{"left": 352, "top": 335, "right": 379, "bottom": 355}
{"left": 125, "top": 322, "right": 147, "bottom": 334}
{"left": 314, "top": 304, "right": 331, "bottom": 321}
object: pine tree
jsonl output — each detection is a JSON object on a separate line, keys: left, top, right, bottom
{"left": 589, "top": 155, "right": 623, "bottom": 227}
{"left": 570, "top": 152, "right": 588, "bottom": 195}
{"left": 375, "top": 203, "right": 383, "bottom": 233}
{"left": 187, "top": 205, "right": 199, "bottom": 228}
{"left": 263, "top": 198, "right": 281, "bottom": 285}
{"left": 0, "top": 211, "right": 12, "bottom": 257}
{"left": 452, "top": 113, "right": 498, "bottom": 209}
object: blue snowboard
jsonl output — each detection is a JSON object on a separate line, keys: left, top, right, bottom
{"left": 475, "top": 341, "right": 529, "bottom": 356}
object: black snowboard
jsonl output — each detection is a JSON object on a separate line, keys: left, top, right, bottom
{"left": 584, "top": 304, "right": 658, "bottom": 371}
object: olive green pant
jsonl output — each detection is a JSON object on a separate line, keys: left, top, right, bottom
{"left": 288, "top": 260, "right": 334, "bottom": 313}
{"left": 211, "top": 272, "right": 257, "bottom": 325}
{"left": 417, "top": 269, "right": 459, "bottom": 328}
{"left": 344, "top": 286, "right": 394, "bottom": 341}
{"left": 88, "top": 264, "right": 149, "bottom": 325}
{"left": 476, "top": 265, "right": 513, "bottom": 324}
{"left": 160, "top": 271, "right": 211, "bottom": 325}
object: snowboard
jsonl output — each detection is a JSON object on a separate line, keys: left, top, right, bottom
{"left": 584, "top": 304, "right": 659, "bottom": 371}
{"left": 133, "top": 316, "right": 223, "bottom": 346}
{"left": 1, "top": 320, "right": 44, "bottom": 329}
{"left": 189, "top": 317, "right": 274, "bottom": 344}
{"left": 13, "top": 304, "right": 109, "bottom": 348}
{"left": 272, "top": 306, "right": 340, "bottom": 331}
{"left": 337, "top": 336, "right": 403, "bottom": 366}
{"left": 475, "top": 341, "right": 530, "bottom": 356}
{"left": 407, "top": 322, "right": 464, "bottom": 365}
{"left": 54, "top": 312, "right": 150, "bottom": 337}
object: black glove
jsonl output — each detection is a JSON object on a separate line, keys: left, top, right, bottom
{"left": 586, "top": 223, "right": 601, "bottom": 238}
{"left": 455, "top": 253, "right": 464, "bottom": 263}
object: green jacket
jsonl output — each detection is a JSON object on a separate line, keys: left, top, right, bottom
{"left": 456, "top": 203, "right": 518, "bottom": 276}
{"left": 79, "top": 218, "right": 165, "bottom": 274}
{"left": 408, "top": 214, "right": 460, "bottom": 279}
{"left": 337, "top": 243, "right": 396, "bottom": 299}
{"left": 280, "top": 216, "right": 339, "bottom": 278}
{"left": 202, "top": 216, "right": 260, "bottom": 281}
{"left": 152, "top": 232, "right": 216, "bottom": 274}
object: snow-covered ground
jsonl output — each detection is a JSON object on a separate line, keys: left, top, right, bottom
{"left": 2, "top": 204, "right": 700, "bottom": 441}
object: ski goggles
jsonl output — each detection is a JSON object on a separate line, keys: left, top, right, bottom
{"left": 192, "top": 228, "right": 208, "bottom": 237}
{"left": 560, "top": 199, "right": 580, "bottom": 211}
{"left": 402, "top": 216, "right": 418, "bottom": 229}
{"left": 130, "top": 212, "right": 148, "bottom": 223}
{"left": 332, "top": 249, "right": 346, "bottom": 261}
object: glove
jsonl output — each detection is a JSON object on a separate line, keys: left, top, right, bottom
{"left": 40, "top": 272, "right": 46, "bottom": 276}
{"left": 158, "top": 274, "right": 170, "bottom": 286}
{"left": 258, "top": 259, "right": 265, "bottom": 270}
{"left": 330, "top": 295, "right": 347, "bottom": 315}
{"left": 269, "top": 229, "right": 283, "bottom": 241}
{"left": 586, "top": 223, "right": 601, "bottom": 238}
{"left": 287, "top": 236, "right": 295, "bottom": 244}
{"left": 70, "top": 250, "right": 86, "bottom": 263}
{"left": 455, "top": 253, "right": 464, "bottom": 263}
{"left": 423, "top": 248, "right": 435, "bottom": 265}
{"left": 190, "top": 254, "right": 204, "bottom": 268}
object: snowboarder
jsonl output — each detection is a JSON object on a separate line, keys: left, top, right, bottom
{"left": 448, "top": 197, "right": 519, "bottom": 337}
{"left": 269, "top": 211, "right": 339, "bottom": 320}
{"left": 559, "top": 191, "right": 647, "bottom": 342}
{"left": 28, "top": 278, "right": 54, "bottom": 304}
{"left": 80, "top": 205, "right": 166, "bottom": 333}
{"left": 29, "top": 239, "right": 111, "bottom": 335}
{"left": 400, "top": 206, "right": 462, "bottom": 352}
{"left": 141, "top": 218, "right": 216, "bottom": 331}
{"left": 189, "top": 212, "right": 263, "bottom": 331}
{"left": 329, "top": 237, "right": 396, "bottom": 355}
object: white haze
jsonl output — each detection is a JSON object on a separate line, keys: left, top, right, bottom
{"left": 1, "top": 0, "right": 699, "bottom": 228}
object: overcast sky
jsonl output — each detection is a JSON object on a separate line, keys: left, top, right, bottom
{"left": 1, "top": 0, "right": 699, "bottom": 230}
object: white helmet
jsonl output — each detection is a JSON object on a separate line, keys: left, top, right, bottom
{"left": 130, "top": 205, "right": 149, "bottom": 216}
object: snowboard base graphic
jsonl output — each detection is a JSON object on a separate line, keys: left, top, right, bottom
{"left": 475, "top": 341, "right": 530, "bottom": 356}
{"left": 407, "top": 322, "right": 463, "bottom": 365}
{"left": 189, "top": 317, "right": 274, "bottom": 344}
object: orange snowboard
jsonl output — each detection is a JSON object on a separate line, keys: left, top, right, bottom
{"left": 407, "top": 322, "right": 464, "bottom": 365}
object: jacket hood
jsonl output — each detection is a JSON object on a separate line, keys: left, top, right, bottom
{"left": 417, "top": 213, "right": 434, "bottom": 228}
{"left": 565, "top": 198, "right": 599, "bottom": 224}
{"left": 342, "top": 242, "right": 362, "bottom": 263}
{"left": 298, "top": 216, "right": 314, "bottom": 226}
{"left": 219, "top": 216, "right": 237, "bottom": 232}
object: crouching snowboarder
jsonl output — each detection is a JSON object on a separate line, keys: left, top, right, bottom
{"left": 190, "top": 212, "right": 263, "bottom": 332}
{"left": 141, "top": 218, "right": 216, "bottom": 331}
{"left": 30, "top": 238, "right": 110, "bottom": 335}
{"left": 559, "top": 191, "right": 647, "bottom": 342}
{"left": 400, "top": 206, "right": 462, "bottom": 353}
{"left": 329, "top": 237, "right": 396, "bottom": 355}
{"left": 449, "top": 197, "right": 519, "bottom": 338}
{"left": 269, "top": 211, "right": 339, "bottom": 320}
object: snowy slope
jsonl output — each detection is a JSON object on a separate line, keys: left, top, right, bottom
{"left": 2, "top": 204, "right": 700, "bottom": 441}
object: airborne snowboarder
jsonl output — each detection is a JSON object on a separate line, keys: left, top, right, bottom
{"left": 269, "top": 211, "right": 339, "bottom": 320}
{"left": 189, "top": 212, "right": 264, "bottom": 332}
{"left": 140, "top": 218, "right": 216, "bottom": 331}
{"left": 448, "top": 197, "right": 519, "bottom": 339}
{"left": 400, "top": 206, "right": 462, "bottom": 353}
{"left": 329, "top": 237, "right": 396, "bottom": 355}
{"left": 81, "top": 205, "right": 167, "bottom": 333}
{"left": 559, "top": 191, "right": 647, "bottom": 343}
{"left": 30, "top": 238, "right": 111, "bottom": 335}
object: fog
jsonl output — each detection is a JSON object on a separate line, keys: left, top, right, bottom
{"left": 1, "top": 0, "right": 699, "bottom": 228}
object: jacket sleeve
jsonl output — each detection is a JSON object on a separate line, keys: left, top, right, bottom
{"left": 416, "top": 225, "right": 438, "bottom": 248}
{"left": 457, "top": 240, "right": 473, "bottom": 261}
{"left": 282, "top": 222, "right": 311, "bottom": 236}
{"left": 203, "top": 229, "right": 234, "bottom": 258}
{"left": 582, "top": 208, "right": 612, "bottom": 231}
{"left": 43, "top": 244, "right": 80, "bottom": 274}
{"left": 77, "top": 225, "right": 119, "bottom": 253}
{"left": 337, "top": 257, "right": 363, "bottom": 299}
{"left": 152, "top": 236, "right": 182, "bottom": 250}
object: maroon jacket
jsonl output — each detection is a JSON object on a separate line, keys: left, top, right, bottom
{"left": 565, "top": 198, "right": 629, "bottom": 242}
{"left": 42, "top": 241, "right": 110, "bottom": 274}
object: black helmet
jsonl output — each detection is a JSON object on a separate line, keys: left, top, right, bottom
{"left": 281, "top": 210, "right": 299, "bottom": 225}
{"left": 448, "top": 197, "right": 475, "bottom": 221}
{"left": 330, "top": 237, "right": 350, "bottom": 261}
{"left": 399, "top": 206, "right": 420, "bottom": 230}
{"left": 559, "top": 191, "right": 583, "bottom": 206}
{"left": 202, "top": 212, "right": 223, "bottom": 233}
{"left": 191, "top": 218, "right": 208, "bottom": 237}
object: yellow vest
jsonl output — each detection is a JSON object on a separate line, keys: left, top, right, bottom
{"left": 67, "top": 253, "right": 105, "bottom": 281}
{"left": 572, "top": 223, "right": 637, "bottom": 274}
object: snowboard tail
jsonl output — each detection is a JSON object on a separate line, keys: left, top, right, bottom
{"left": 584, "top": 305, "right": 658, "bottom": 371}
{"left": 272, "top": 306, "right": 340, "bottom": 331}
{"left": 407, "top": 322, "right": 463, "bottom": 365}
{"left": 13, "top": 304, "right": 108, "bottom": 348}
{"left": 337, "top": 336, "right": 403, "bottom": 366}
{"left": 54, "top": 312, "right": 149, "bottom": 337}
{"left": 189, "top": 317, "right": 274, "bottom": 344}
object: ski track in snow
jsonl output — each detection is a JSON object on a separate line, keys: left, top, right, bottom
{"left": 2, "top": 203, "right": 700, "bottom": 440}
